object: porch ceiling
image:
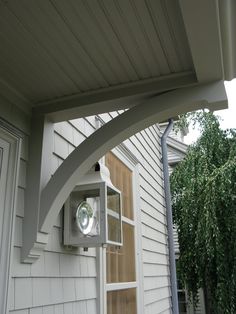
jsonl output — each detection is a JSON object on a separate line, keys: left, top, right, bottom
{"left": 0, "top": 0, "right": 235, "bottom": 121}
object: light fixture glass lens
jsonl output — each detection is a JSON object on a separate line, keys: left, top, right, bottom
{"left": 76, "top": 201, "right": 94, "bottom": 235}
{"left": 79, "top": 208, "right": 89, "bottom": 229}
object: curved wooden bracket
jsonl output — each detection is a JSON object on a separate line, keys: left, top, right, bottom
{"left": 22, "top": 81, "right": 227, "bottom": 262}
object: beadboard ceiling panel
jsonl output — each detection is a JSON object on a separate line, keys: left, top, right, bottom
{"left": 0, "top": 0, "right": 233, "bottom": 119}
{"left": 0, "top": 0, "right": 194, "bottom": 105}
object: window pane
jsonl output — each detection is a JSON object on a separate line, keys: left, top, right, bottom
{"left": 107, "top": 187, "right": 120, "bottom": 213}
{"left": 107, "top": 223, "right": 136, "bottom": 283}
{"left": 107, "top": 186, "right": 122, "bottom": 244}
{"left": 107, "top": 288, "right": 137, "bottom": 314}
{"left": 108, "top": 215, "right": 122, "bottom": 243}
{"left": 106, "top": 153, "right": 133, "bottom": 220}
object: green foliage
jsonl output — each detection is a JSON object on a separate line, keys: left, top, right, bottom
{"left": 170, "top": 111, "right": 236, "bottom": 313}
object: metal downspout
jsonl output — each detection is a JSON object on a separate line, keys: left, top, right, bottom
{"left": 161, "top": 119, "right": 179, "bottom": 314}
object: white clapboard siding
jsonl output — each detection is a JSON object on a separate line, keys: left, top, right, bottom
{"left": 9, "top": 111, "right": 171, "bottom": 314}
{"left": 173, "top": 226, "right": 180, "bottom": 254}
{"left": 195, "top": 289, "right": 206, "bottom": 314}
{"left": 140, "top": 199, "right": 166, "bottom": 225}
{"left": 118, "top": 121, "right": 171, "bottom": 313}
{"left": 144, "top": 297, "right": 171, "bottom": 314}
{"left": 9, "top": 120, "right": 98, "bottom": 314}
{"left": 168, "top": 146, "right": 186, "bottom": 165}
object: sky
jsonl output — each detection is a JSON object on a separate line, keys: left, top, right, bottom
{"left": 184, "top": 79, "right": 236, "bottom": 144}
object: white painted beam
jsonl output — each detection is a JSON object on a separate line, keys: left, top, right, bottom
{"left": 179, "top": 0, "right": 223, "bottom": 82}
{"left": 32, "top": 71, "right": 196, "bottom": 122}
{"left": 22, "top": 80, "right": 227, "bottom": 262}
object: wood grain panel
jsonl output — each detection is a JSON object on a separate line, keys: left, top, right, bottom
{"left": 106, "top": 223, "right": 135, "bottom": 283}
{"left": 107, "top": 288, "right": 136, "bottom": 314}
{"left": 106, "top": 152, "right": 133, "bottom": 220}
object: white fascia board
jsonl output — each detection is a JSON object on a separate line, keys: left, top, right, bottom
{"left": 180, "top": 0, "right": 224, "bottom": 83}
{"left": 33, "top": 71, "right": 196, "bottom": 122}
{"left": 218, "top": 0, "right": 236, "bottom": 81}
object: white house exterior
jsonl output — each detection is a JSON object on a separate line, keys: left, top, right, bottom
{"left": 2, "top": 113, "right": 171, "bottom": 314}
{"left": 0, "top": 1, "right": 236, "bottom": 314}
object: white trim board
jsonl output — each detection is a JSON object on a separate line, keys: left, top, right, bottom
{"left": 96, "top": 148, "right": 143, "bottom": 314}
{"left": 0, "top": 124, "right": 21, "bottom": 314}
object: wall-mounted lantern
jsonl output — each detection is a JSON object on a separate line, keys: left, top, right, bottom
{"left": 63, "top": 162, "right": 122, "bottom": 247}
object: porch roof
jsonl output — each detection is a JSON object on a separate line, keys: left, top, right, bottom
{"left": 0, "top": 0, "right": 235, "bottom": 121}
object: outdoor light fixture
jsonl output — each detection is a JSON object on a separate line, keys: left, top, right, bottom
{"left": 63, "top": 162, "right": 122, "bottom": 247}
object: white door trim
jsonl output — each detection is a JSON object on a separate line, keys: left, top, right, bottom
{"left": 0, "top": 124, "right": 21, "bottom": 314}
{"left": 96, "top": 147, "right": 143, "bottom": 314}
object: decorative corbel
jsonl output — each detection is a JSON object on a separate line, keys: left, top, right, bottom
{"left": 22, "top": 115, "right": 53, "bottom": 262}
{"left": 22, "top": 81, "right": 227, "bottom": 262}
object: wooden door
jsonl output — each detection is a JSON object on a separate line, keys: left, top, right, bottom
{"left": 106, "top": 152, "right": 137, "bottom": 314}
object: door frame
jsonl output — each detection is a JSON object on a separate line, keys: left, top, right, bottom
{"left": 0, "top": 121, "right": 21, "bottom": 314}
{"left": 96, "top": 145, "right": 144, "bottom": 314}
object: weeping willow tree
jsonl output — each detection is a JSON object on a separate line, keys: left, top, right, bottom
{"left": 170, "top": 112, "right": 236, "bottom": 314}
